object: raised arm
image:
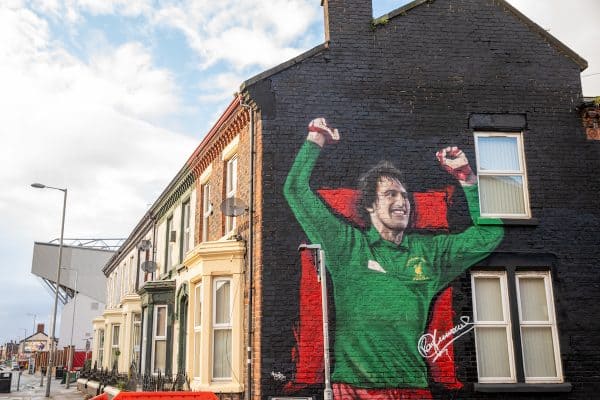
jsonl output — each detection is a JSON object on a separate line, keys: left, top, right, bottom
{"left": 283, "top": 118, "right": 354, "bottom": 265}
{"left": 433, "top": 146, "right": 504, "bottom": 287}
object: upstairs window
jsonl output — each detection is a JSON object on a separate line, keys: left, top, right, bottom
{"left": 474, "top": 133, "right": 530, "bottom": 218}
{"left": 164, "top": 216, "right": 174, "bottom": 272}
{"left": 202, "top": 184, "right": 211, "bottom": 242}
{"left": 181, "top": 199, "right": 191, "bottom": 261}
{"left": 225, "top": 156, "right": 238, "bottom": 235}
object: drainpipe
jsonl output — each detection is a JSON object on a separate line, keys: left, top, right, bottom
{"left": 240, "top": 96, "right": 255, "bottom": 400}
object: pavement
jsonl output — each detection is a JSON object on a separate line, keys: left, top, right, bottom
{"left": 0, "top": 369, "right": 86, "bottom": 400}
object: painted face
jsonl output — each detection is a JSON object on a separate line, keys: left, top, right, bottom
{"left": 366, "top": 177, "right": 410, "bottom": 237}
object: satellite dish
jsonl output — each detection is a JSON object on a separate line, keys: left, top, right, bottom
{"left": 141, "top": 260, "right": 157, "bottom": 273}
{"left": 220, "top": 197, "right": 248, "bottom": 217}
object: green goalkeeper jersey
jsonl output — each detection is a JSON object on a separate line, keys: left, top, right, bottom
{"left": 283, "top": 141, "right": 504, "bottom": 389}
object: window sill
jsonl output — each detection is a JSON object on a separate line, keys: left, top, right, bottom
{"left": 474, "top": 383, "right": 572, "bottom": 393}
{"left": 477, "top": 217, "right": 539, "bottom": 226}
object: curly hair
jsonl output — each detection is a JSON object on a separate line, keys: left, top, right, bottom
{"left": 357, "top": 161, "right": 407, "bottom": 224}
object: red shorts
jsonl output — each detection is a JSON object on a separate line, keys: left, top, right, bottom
{"left": 333, "top": 383, "right": 433, "bottom": 399}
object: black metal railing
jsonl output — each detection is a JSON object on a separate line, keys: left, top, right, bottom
{"left": 79, "top": 361, "right": 190, "bottom": 392}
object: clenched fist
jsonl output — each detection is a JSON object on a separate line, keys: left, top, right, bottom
{"left": 436, "top": 146, "right": 477, "bottom": 186}
{"left": 306, "top": 117, "right": 340, "bottom": 147}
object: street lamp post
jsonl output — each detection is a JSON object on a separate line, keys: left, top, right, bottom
{"left": 298, "top": 244, "right": 333, "bottom": 400}
{"left": 27, "top": 313, "right": 37, "bottom": 334}
{"left": 61, "top": 268, "right": 78, "bottom": 389}
{"left": 31, "top": 183, "right": 67, "bottom": 398}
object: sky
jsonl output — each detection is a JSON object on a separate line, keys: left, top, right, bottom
{"left": 0, "top": 0, "right": 598, "bottom": 346}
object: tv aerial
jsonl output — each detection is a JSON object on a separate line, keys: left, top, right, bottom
{"left": 141, "top": 260, "right": 157, "bottom": 273}
{"left": 138, "top": 240, "right": 152, "bottom": 251}
{"left": 220, "top": 197, "right": 249, "bottom": 217}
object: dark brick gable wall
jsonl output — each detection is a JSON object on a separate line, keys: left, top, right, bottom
{"left": 244, "top": 0, "right": 600, "bottom": 398}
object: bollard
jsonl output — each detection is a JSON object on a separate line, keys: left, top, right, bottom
{"left": 16, "top": 370, "right": 22, "bottom": 391}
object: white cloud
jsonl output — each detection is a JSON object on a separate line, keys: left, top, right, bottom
{"left": 89, "top": 42, "right": 182, "bottom": 119}
{"left": 0, "top": 2, "right": 197, "bottom": 342}
{"left": 153, "top": 0, "right": 321, "bottom": 70}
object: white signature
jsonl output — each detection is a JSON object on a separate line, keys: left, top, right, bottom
{"left": 417, "top": 316, "right": 474, "bottom": 362}
{"left": 271, "top": 371, "right": 287, "bottom": 382}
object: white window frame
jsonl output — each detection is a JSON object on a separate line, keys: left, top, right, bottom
{"left": 202, "top": 184, "right": 211, "bottom": 242}
{"left": 474, "top": 132, "right": 531, "bottom": 219}
{"left": 193, "top": 283, "right": 203, "bottom": 379}
{"left": 225, "top": 156, "right": 238, "bottom": 235}
{"left": 111, "top": 324, "right": 120, "bottom": 367}
{"left": 131, "top": 313, "right": 141, "bottom": 369}
{"left": 471, "top": 271, "right": 516, "bottom": 383}
{"left": 121, "top": 262, "right": 127, "bottom": 298}
{"left": 212, "top": 277, "right": 233, "bottom": 381}
{"left": 515, "top": 271, "right": 563, "bottom": 383}
{"left": 141, "top": 307, "right": 148, "bottom": 373}
{"left": 472, "top": 270, "right": 563, "bottom": 384}
{"left": 129, "top": 255, "right": 135, "bottom": 293}
{"left": 181, "top": 199, "right": 191, "bottom": 259}
{"left": 165, "top": 216, "right": 174, "bottom": 272}
{"left": 152, "top": 305, "right": 168, "bottom": 373}
{"left": 97, "top": 329, "right": 105, "bottom": 367}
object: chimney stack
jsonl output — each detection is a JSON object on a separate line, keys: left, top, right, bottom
{"left": 322, "top": 0, "right": 373, "bottom": 48}
{"left": 37, "top": 323, "right": 45, "bottom": 334}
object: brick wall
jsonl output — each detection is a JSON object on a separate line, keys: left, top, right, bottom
{"left": 581, "top": 102, "right": 600, "bottom": 140}
{"left": 244, "top": 0, "right": 600, "bottom": 398}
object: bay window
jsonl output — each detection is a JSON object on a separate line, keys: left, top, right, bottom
{"left": 212, "top": 278, "right": 232, "bottom": 380}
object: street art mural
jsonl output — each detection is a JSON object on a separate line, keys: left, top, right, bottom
{"left": 282, "top": 118, "right": 504, "bottom": 399}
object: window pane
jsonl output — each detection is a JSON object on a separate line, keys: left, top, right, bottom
{"left": 522, "top": 327, "right": 557, "bottom": 378}
{"left": 156, "top": 307, "right": 166, "bottom": 336}
{"left": 479, "top": 175, "right": 526, "bottom": 215}
{"left": 476, "top": 327, "right": 512, "bottom": 378}
{"left": 195, "top": 285, "right": 202, "bottom": 327}
{"left": 154, "top": 340, "right": 166, "bottom": 372}
{"left": 474, "top": 277, "right": 504, "bottom": 321}
{"left": 194, "top": 331, "right": 201, "bottom": 377}
{"left": 133, "top": 318, "right": 141, "bottom": 347}
{"left": 112, "top": 326, "right": 120, "bottom": 345}
{"left": 213, "top": 329, "right": 232, "bottom": 378}
{"left": 519, "top": 277, "right": 549, "bottom": 321}
{"left": 215, "top": 281, "right": 231, "bottom": 324}
{"left": 478, "top": 136, "right": 520, "bottom": 171}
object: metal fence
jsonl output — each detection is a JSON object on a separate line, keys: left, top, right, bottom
{"left": 79, "top": 362, "right": 190, "bottom": 393}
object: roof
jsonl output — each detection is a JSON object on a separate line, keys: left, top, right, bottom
{"left": 240, "top": 43, "right": 328, "bottom": 91}
{"left": 20, "top": 331, "right": 50, "bottom": 343}
{"left": 374, "top": 0, "right": 587, "bottom": 71}
{"left": 242, "top": 0, "right": 587, "bottom": 90}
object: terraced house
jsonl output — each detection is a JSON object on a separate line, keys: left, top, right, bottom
{"left": 92, "top": 98, "right": 253, "bottom": 396}
{"left": 90, "top": 0, "right": 600, "bottom": 399}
